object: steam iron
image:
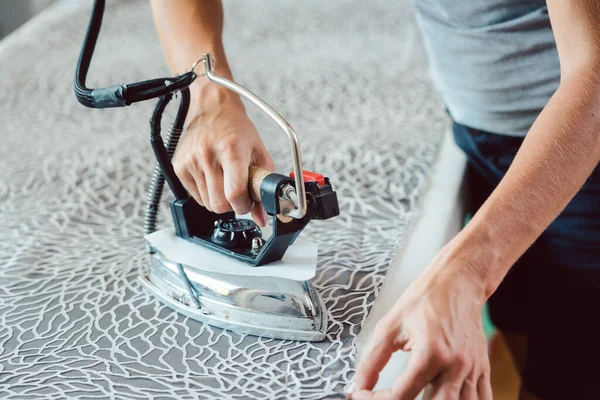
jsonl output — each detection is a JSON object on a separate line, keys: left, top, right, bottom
{"left": 140, "top": 54, "right": 339, "bottom": 341}
{"left": 74, "top": 0, "right": 339, "bottom": 342}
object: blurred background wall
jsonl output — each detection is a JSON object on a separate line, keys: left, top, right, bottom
{"left": 0, "top": 0, "right": 55, "bottom": 39}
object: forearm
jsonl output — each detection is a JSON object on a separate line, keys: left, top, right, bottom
{"left": 447, "top": 64, "right": 600, "bottom": 299}
{"left": 150, "top": 0, "right": 241, "bottom": 113}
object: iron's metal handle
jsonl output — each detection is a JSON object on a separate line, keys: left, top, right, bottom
{"left": 200, "top": 53, "right": 307, "bottom": 219}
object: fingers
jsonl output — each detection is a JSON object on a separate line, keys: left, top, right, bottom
{"left": 250, "top": 203, "right": 268, "bottom": 227}
{"left": 352, "top": 359, "right": 490, "bottom": 400}
{"left": 458, "top": 370, "right": 479, "bottom": 400}
{"left": 353, "top": 348, "right": 442, "bottom": 400}
{"left": 175, "top": 163, "right": 206, "bottom": 207}
{"left": 476, "top": 371, "right": 492, "bottom": 400}
{"left": 354, "top": 323, "right": 397, "bottom": 391}
{"left": 173, "top": 112, "right": 274, "bottom": 219}
{"left": 253, "top": 142, "right": 275, "bottom": 172}
{"left": 430, "top": 352, "right": 487, "bottom": 400}
{"left": 391, "top": 348, "right": 443, "bottom": 400}
{"left": 429, "top": 360, "right": 468, "bottom": 400}
{"left": 204, "top": 165, "right": 231, "bottom": 214}
{"left": 351, "top": 388, "right": 395, "bottom": 400}
{"left": 221, "top": 153, "right": 253, "bottom": 216}
{"left": 194, "top": 171, "right": 210, "bottom": 210}
{"left": 249, "top": 146, "right": 274, "bottom": 226}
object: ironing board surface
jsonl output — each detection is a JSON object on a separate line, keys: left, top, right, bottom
{"left": 0, "top": 0, "right": 447, "bottom": 398}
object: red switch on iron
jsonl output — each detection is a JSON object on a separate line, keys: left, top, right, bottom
{"left": 290, "top": 170, "right": 326, "bottom": 186}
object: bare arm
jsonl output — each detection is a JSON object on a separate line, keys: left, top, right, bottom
{"left": 455, "top": 0, "right": 600, "bottom": 298}
{"left": 149, "top": 0, "right": 273, "bottom": 225}
{"left": 150, "top": 0, "right": 239, "bottom": 111}
{"left": 352, "top": 1, "right": 600, "bottom": 398}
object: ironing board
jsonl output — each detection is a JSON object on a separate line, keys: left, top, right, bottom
{"left": 0, "top": 0, "right": 463, "bottom": 398}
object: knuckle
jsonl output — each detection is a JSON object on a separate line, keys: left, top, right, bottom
{"left": 428, "top": 343, "right": 451, "bottom": 365}
{"left": 373, "top": 320, "right": 388, "bottom": 335}
{"left": 264, "top": 160, "right": 275, "bottom": 171}
{"left": 431, "top": 383, "right": 461, "bottom": 400}
{"left": 194, "top": 152, "right": 212, "bottom": 170}
{"left": 173, "top": 159, "right": 187, "bottom": 177}
{"left": 226, "top": 183, "right": 248, "bottom": 203}
{"left": 217, "top": 135, "right": 240, "bottom": 156}
{"left": 261, "top": 155, "right": 275, "bottom": 171}
{"left": 464, "top": 374, "right": 478, "bottom": 388}
{"left": 454, "top": 353, "right": 469, "bottom": 372}
{"left": 448, "top": 384, "right": 463, "bottom": 398}
{"left": 211, "top": 200, "right": 232, "bottom": 214}
{"left": 194, "top": 140, "right": 214, "bottom": 167}
{"left": 373, "top": 319, "right": 394, "bottom": 340}
{"left": 481, "top": 363, "right": 491, "bottom": 377}
{"left": 189, "top": 190, "right": 203, "bottom": 206}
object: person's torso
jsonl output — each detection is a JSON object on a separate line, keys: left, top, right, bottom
{"left": 413, "top": 0, "right": 560, "bottom": 136}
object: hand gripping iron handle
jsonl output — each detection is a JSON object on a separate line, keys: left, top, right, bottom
{"left": 199, "top": 53, "right": 307, "bottom": 219}
{"left": 170, "top": 57, "right": 340, "bottom": 266}
{"left": 248, "top": 166, "right": 299, "bottom": 223}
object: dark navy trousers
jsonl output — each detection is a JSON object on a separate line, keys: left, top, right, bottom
{"left": 452, "top": 122, "right": 600, "bottom": 399}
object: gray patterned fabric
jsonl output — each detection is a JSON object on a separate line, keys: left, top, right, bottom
{"left": 0, "top": 0, "right": 446, "bottom": 398}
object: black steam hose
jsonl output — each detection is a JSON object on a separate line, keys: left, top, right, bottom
{"left": 73, "top": 0, "right": 196, "bottom": 235}
{"left": 74, "top": 0, "right": 196, "bottom": 108}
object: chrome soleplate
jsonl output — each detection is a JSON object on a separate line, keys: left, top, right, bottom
{"left": 140, "top": 251, "right": 327, "bottom": 342}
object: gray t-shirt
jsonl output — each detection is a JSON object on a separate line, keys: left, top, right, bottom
{"left": 413, "top": 0, "right": 560, "bottom": 136}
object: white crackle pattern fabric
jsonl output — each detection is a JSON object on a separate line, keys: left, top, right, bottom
{"left": 0, "top": 0, "right": 447, "bottom": 398}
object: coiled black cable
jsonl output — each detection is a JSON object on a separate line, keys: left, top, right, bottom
{"left": 145, "top": 89, "right": 191, "bottom": 235}
{"left": 149, "top": 94, "right": 189, "bottom": 201}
